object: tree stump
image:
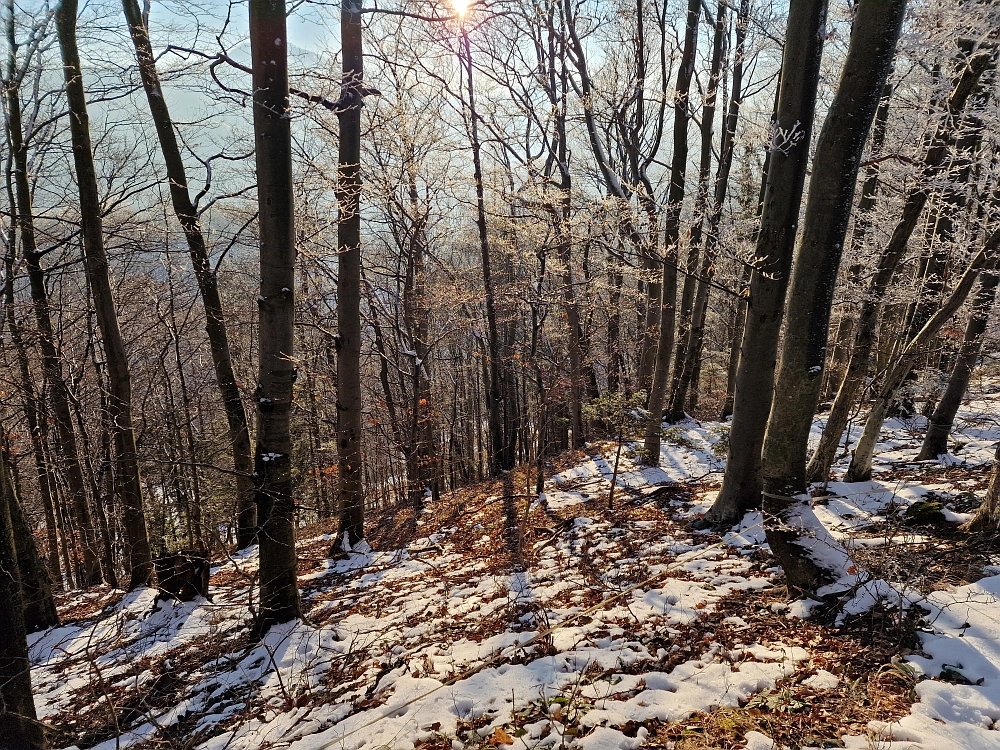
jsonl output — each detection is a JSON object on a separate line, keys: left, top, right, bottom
{"left": 153, "top": 552, "right": 210, "bottom": 602}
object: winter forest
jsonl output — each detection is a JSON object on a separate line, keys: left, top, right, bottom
{"left": 2, "top": 0, "right": 1000, "bottom": 747}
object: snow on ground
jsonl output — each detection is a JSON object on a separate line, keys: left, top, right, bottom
{"left": 32, "top": 386, "right": 1000, "bottom": 750}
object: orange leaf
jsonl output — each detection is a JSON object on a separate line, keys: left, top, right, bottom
{"left": 493, "top": 727, "right": 514, "bottom": 745}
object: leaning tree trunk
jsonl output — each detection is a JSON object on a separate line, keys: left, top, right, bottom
{"left": 917, "top": 269, "right": 1000, "bottom": 460}
{"left": 249, "top": 0, "right": 301, "bottom": 633}
{"left": 0, "top": 430, "right": 44, "bottom": 750}
{"left": 642, "top": 0, "right": 700, "bottom": 464}
{"left": 704, "top": 0, "right": 828, "bottom": 525}
{"left": 335, "top": 0, "right": 366, "bottom": 548}
{"left": 805, "top": 51, "right": 994, "bottom": 483}
{"left": 56, "top": 0, "right": 153, "bottom": 588}
{"left": 846, "top": 228, "right": 1000, "bottom": 482}
{"left": 121, "top": 0, "right": 257, "bottom": 549}
{"left": 759, "top": 0, "right": 906, "bottom": 594}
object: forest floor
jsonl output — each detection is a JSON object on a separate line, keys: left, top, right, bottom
{"left": 32, "top": 386, "right": 1000, "bottom": 750}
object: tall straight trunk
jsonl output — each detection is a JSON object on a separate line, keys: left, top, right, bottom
{"left": 642, "top": 0, "right": 700, "bottom": 464}
{"left": 248, "top": 0, "right": 301, "bottom": 631}
{"left": 761, "top": 0, "right": 904, "bottom": 494}
{"left": 56, "top": 0, "right": 152, "bottom": 588}
{"left": 670, "top": 0, "right": 725, "bottom": 417}
{"left": 759, "top": 0, "right": 906, "bottom": 593}
{"left": 335, "top": 0, "right": 365, "bottom": 548}
{"left": 806, "top": 52, "right": 993, "bottom": 483}
{"left": 671, "top": 0, "right": 741, "bottom": 421}
{"left": 918, "top": 269, "right": 1000, "bottom": 460}
{"left": 706, "top": 0, "right": 828, "bottom": 524}
{"left": 0, "top": 431, "right": 44, "bottom": 750}
{"left": 462, "top": 25, "right": 512, "bottom": 474}
{"left": 121, "top": 0, "right": 256, "bottom": 548}
{"left": 846, "top": 229, "right": 1000, "bottom": 482}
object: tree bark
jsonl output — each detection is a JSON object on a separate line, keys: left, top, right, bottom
{"left": 761, "top": 0, "right": 905, "bottom": 496}
{"left": 56, "top": 0, "right": 153, "bottom": 588}
{"left": 846, "top": 228, "right": 1000, "bottom": 482}
{"left": 642, "top": 0, "right": 700, "bottom": 463}
{"left": 249, "top": 0, "right": 301, "bottom": 632}
{"left": 761, "top": 0, "right": 906, "bottom": 593}
{"left": 3, "top": 439, "right": 59, "bottom": 632}
{"left": 917, "top": 269, "right": 1000, "bottom": 460}
{"left": 0, "top": 429, "right": 44, "bottom": 750}
{"left": 671, "top": 0, "right": 745, "bottom": 421}
{"left": 705, "top": 0, "right": 828, "bottom": 525}
{"left": 121, "top": 0, "right": 256, "bottom": 549}
{"left": 806, "top": 52, "right": 994, "bottom": 483}
{"left": 335, "top": 0, "right": 366, "bottom": 549}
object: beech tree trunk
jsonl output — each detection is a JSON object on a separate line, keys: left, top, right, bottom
{"left": 918, "top": 269, "right": 1000, "bottom": 460}
{"left": 249, "top": 0, "right": 301, "bottom": 632}
{"left": 760, "top": 0, "right": 906, "bottom": 593}
{"left": 705, "top": 0, "right": 828, "bottom": 525}
{"left": 642, "top": 0, "right": 700, "bottom": 464}
{"left": 56, "top": 0, "right": 153, "bottom": 588}
{"left": 806, "top": 52, "right": 994, "bottom": 483}
{"left": 0, "top": 431, "right": 44, "bottom": 750}
{"left": 335, "top": 0, "right": 366, "bottom": 548}
{"left": 121, "top": 0, "right": 257, "bottom": 549}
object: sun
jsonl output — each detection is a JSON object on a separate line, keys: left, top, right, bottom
{"left": 452, "top": 0, "right": 471, "bottom": 17}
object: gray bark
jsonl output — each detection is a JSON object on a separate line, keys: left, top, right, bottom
{"left": 249, "top": 0, "right": 301, "bottom": 631}
{"left": 705, "top": 0, "right": 828, "bottom": 525}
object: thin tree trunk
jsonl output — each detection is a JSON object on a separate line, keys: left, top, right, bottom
{"left": 806, "top": 52, "right": 994, "bottom": 483}
{"left": 760, "top": 0, "right": 906, "bottom": 593}
{"left": 670, "top": 0, "right": 725, "bottom": 421}
{"left": 248, "top": 0, "right": 301, "bottom": 632}
{"left": 643, "top": 0, "right": 700, "bottom": 464}
{"left": 57, "top": 0, "right": 153, "bottom": 588}
{"left": 121, "top": 0, "right": 256, "bottom": 549}
{"left": 846, "top": 229, "right": 1000, "bottom": 482}
{"left": 918, "top": 269, "right": 1000, "bottom": 460}
{"left": 671, "top": 0, "right": 743, "bottom": 421}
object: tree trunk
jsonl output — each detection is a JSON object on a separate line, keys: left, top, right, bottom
{"left": 335, "top": 0, "right": 366, "bottom": 549}
{"left": 249, "top": 0, "right": 301, "bottom": 632}
{"left": 806, "top": 52, "right": 994, "bottom": 483}
{"left": 642, "top": 0, "right": 700, "bottom": 464}
{"left": 672, "top": 0, "right": 745, "bottom": 422}
{"left": 56, "top": 0, "right": 153, "bottom": 588}
{"left": 669, "top": 0, "right": 725, "bottom": 422}
{"left": 0, "top": 430, "right": 44, "bottom": 750}
{"left": 918, "top": 269, "right": 1000, "bottom": 460}
{"left": 705, "top": 0, "right": 828, "bottom": 525}
{"left": 4, "top": 444, "right": 59, "bottom": 632}
{"left": 965, "top": 436, "right": 1000, "bottom": 533}
{"left": 760, "top": 0, "right": 906, "bottom": 593}
{"left": 121, "top": 0, "right": 256, "bottom": 549}
{"left": 846, "top": 229, "right": 1000, "bottom": 482}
